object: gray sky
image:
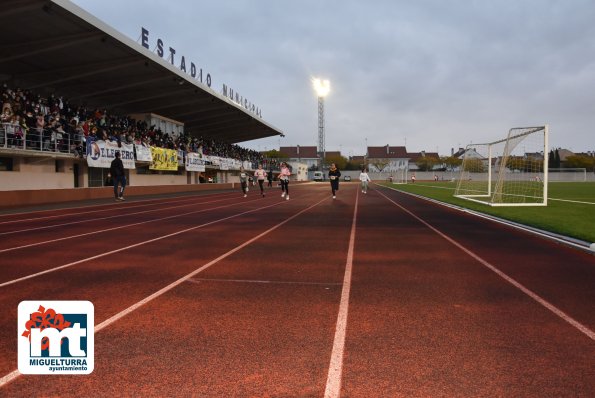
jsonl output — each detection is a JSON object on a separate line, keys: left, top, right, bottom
{"left": 72, "top": 0, "right": 595, "bottom": 157}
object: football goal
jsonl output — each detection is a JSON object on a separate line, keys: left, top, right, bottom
{"left": 547, "top": 168, "right": 587, "bottom": 182}
{"left": 454, "top": 125, "right": 548, "bottom": 206}
{"left": 392, "top": 168, "right": 408, "bottom": 184}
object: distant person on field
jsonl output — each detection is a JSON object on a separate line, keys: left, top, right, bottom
{"left": 109, "top": 151, "right": 126, "bottom": 201}
{"left": 359, "top": 168, "right": 371, "bottom": 194}
{"left": 411, "top": 173, "right": 416, "bottom": 183}
{"left": 328, "top": 163, "right": 341, "bottom": 199}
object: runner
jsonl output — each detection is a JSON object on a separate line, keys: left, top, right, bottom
{"left": 359, "top": 167, "right": 371, "bottom": 194}
{"left": 239, "top": 166, "right": 248, "bottom": 198}
{"left": 328, "top": 163, "right": 341, "bottom": 199}
{"left": 278, "top": 162, "right": 291, "bottom": 200}
{"left": 254, "top": 164, "right": 267, "bottom": 197}
{"left": 109, "top": 151, "right": 126, "bottom": 201}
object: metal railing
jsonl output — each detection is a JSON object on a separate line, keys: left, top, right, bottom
{"left": 0, "top": 124, "right": 84, "bottom": 156}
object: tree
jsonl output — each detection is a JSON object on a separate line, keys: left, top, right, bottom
{"left": 442, "top": 156, "right": 462, "bottom": 172}
{"left": 463, "top": 158, "right": 485, "bottom": 173}
{"left": 263, "top": 149, "right": 288, "bottom": 159}
{"left": 325, "top": 154, "right": 347, "bottom": 170}
{"left": 369, "top": 158, "right": 390, "bottom": 172}
{"left": 565, "top": 155, "right": 595, "bottom": 172}
{"left": 416, "top": 156, "right": 439, "bottom": 171}
{"left": 554, "top": 149, "right": 561, "bottom": 168}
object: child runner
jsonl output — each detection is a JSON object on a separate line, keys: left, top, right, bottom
{"left": 239, "top": 166, "right": 248, "bottom": 197}
{"left": 359, "top": 168, "right": 371, "bottom": 194}
{"left": 328, "top": 163, "right": 341, "bottom": 199}
{"left": 278, "top": 162, "right": 291, "bottom": 200}
{"left": 254, "top": 164, "right": 267, "bottom": 197}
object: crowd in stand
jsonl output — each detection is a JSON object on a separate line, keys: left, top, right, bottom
{"left": 0, "top": 83, "right": 266, "bottom": 165}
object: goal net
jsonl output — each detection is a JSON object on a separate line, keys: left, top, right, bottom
{"left": 392, "top": 168, "right": 408, "bottom": 184}
{"left": 454, "top": 125, "right": 548, "bottom": 206}
{"left": 547, "top": 168, "right": 587, "bottom": 182}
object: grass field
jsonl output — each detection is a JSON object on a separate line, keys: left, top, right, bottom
{"left": 380, "top": 181, "right": 595, "bottom": 244}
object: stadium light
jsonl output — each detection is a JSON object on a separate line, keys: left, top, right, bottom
{"left": 312, "top": 78, "right": 330, "bottom": 97}
{"left": 312, "top": 78, "right": 330, "bottom": 170}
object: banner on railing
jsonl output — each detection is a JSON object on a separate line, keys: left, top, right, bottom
{"left": 134, "top": 143, "right": 153, "bottom": 162}
{"left": 86, "top": 140, "right": 135, "bottom": 169}
{"left": 149, "top": 147, "right": 178, "bottom": 171}
{"left": 185, "top": 152, "right": 206, "bottom": 172}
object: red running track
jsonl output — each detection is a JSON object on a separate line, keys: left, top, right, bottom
{"left": 0, "top": 183, "right": 593, "bottom": 397}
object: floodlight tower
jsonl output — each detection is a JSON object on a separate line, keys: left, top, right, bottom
{"left": 313, "top": 78, "right": 330, "bottom": 171}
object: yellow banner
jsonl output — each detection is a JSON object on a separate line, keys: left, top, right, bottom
{"left": 149, "top": 147, "right": 178, "bottom": 171}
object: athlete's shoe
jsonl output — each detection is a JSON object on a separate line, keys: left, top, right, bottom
{"left": 244, "top": 194, "right": 247, "bottom": 198}
{"left": 286, "top": 195, "right": 289, "bottom": 200}
{"left": 333, "top": 195, "right": 336, "bottom": 199}
{"left": 281, "top": 192, "right": 285, "bottom": 198}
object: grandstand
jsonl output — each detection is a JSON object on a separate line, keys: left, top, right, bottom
{"left": 0, "top": 0, "right": 284, "bottom": 205}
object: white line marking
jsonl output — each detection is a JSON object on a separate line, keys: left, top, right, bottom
{"left": 0, "top": 191, "right": 237, "bottom": 223}
{"left": 0, "top": 194, "right": 238, "bottom": 236}
{"left": 0, "top": 200, "right": 287, "bottom": 288}
{"left": 324, "top": 189, "right": 359, "bottom": 398}
{"left": 548, "top": 197, "right": 595, "bottom": 205}
{"left": 91, "top": 196, "right": 328, "bottom": 333}
{"left": 386, "top": 185, "right": 593, "bottom": 252}
{"left": 0, "top": 196, "right": 328, "bottom": 389}
{"left": 0, "top": 370, "right": 19, "bottom": 388}
{"left": 0, "top": 197, "right": 259, "bottom": 254}
{"left": 187, "top": 278, "right": 341, "bottom": 286}
{"left": 377, "top": 189, "right": 595, "bottom": 341}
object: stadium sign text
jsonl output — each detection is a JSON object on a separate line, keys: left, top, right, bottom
{"left": 141, "top": 27, "right": 212, "bottom": 87}
{"left": 140, "top": 27, "right": 262, "bottom": 118}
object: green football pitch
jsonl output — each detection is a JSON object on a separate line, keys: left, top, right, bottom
{"left": 381, "top": 181, "right": 595, "bottom": 244}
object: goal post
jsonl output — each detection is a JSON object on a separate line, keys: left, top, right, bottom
{"left": 454, "top": 125, "right": 549, "bottom": 206}
{"left": 392, "top": 167, "right": 408, "bottom": 184}
{"left": 547, "top": 168, "right": 587, "bottom": 182}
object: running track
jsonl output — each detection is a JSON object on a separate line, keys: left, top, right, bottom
{"left": 0, "top": 183, "right": 593, "bottom": 397}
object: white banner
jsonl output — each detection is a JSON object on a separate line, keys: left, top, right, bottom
{"left": 86, "top": 140, "right": 135, "bottom": 169}
{"left": 134, "top": 143, "right": 153, "bottom": 162}
{"left": 185, "top": 152, "right": 206, "bottom": 172}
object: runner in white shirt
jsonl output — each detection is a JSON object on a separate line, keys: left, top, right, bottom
{"left": 359, "top": 168, "right": 371, "bottom": 194}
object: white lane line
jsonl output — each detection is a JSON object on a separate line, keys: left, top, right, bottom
{"left": 324, "top": 189, "right": 359, "bottom": 398}
{"left": 0, "top": 200, "right": 288, "bottom": 288}
{"left": 0, "top": 191, "right": 237, "bottom": 224}
{"left": 91, "top": 197, "right": 328, "bottom": 334}
{"left": 0, "top": 196, "right": 262, "bottom": 254}
{"left": 0, "top": 194, "right": 238, "bottom": 236}
{"left": 187, "top": 278, "right": 341, "bottom": 286}
{"left": 0, "top": 370, "right": 19, "bottom": 389}
{"left": 0, "top": 196, "right": 329, "bottom": 389}
{"left": 377, "top": 189, "right": 595, "bottom": 341}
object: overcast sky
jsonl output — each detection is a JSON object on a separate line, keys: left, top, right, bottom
{"left": 71, "top": 0, "right": 595, "bottom": 157}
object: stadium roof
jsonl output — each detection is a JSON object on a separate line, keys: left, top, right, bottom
{"left": 0, "top": 0, "right": 284, "bottom": 143}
